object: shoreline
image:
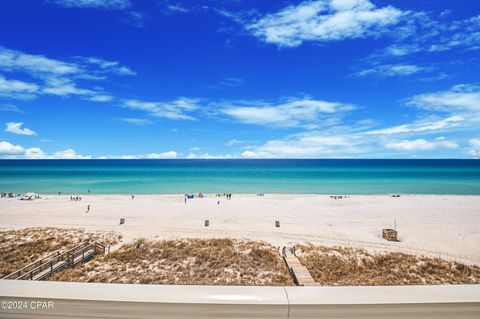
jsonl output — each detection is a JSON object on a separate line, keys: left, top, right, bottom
{"left": 1, "top": 194, "right": 479, "bottom": 265}
{"left": 4, "top": 193, "right": 480, "bottom": 196}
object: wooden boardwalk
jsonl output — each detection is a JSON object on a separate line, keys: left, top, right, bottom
{"left": 282, "top": 246, "right": 319, "bottom": 286}
{"left": 1, "top": 241, "right": 105, "bottom": 281}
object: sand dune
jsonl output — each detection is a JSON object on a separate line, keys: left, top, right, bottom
{"left": 0, "top": 194, "right": 479, "bottom": 265}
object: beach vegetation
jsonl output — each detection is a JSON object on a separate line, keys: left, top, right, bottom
{"left": 50, "top": 238, "right": 293, "bottom": 285}
{"left": 298, "top": 245, "right": 480, "bottom": 285}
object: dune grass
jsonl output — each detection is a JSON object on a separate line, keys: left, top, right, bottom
{"left": 297, "top": 244, "right": 480, "bottom": 286}
{"left": 50, "top": 238, "right": 293, "bottom": 286}
{"left": 0, "top": 228, "right": 120, "bottom": 277}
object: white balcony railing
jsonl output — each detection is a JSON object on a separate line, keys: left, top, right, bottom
{"left": 0, "top": 281, "right": 479, "bottom": 318}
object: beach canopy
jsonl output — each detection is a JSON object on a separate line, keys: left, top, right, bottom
{"left": 24, "top": 192, "right": 38, "bottom": 197}
{"left": 20, "top": 192, "right": 40, "bottom": 200}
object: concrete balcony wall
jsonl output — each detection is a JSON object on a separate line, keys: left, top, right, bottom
{"left": 0, "top": 281, "right": 479, "bottom": 318}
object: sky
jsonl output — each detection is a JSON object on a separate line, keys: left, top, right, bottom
{"left": 0, "top": 0, "right": 479, "bottom": 159}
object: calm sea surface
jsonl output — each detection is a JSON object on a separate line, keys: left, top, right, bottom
{"left": 0, "top": 159, "right": 479, "bottom": 195}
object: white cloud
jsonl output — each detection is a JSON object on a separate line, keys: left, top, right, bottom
{"left": 220, "top": 97, "right": 355, "bottom": 127}
{"left": 0, "top": 104, "right": 24, "bottom": 113}
{"left": 122, "top": 98, "right": 199, "bottom": 120}
{"left": 208, "top": 77, "right": 244, "bottom": 89}
{"left": 164, "top": 4, "right": 189, "bottom": 14}
{"left": 370, "top": 13, "right": 480, "bottom": 60}
{"left": 382, "top": 44, "right": 419, "bottom": 57}
{"left": 406, "top": 84, "right": 480, "bottom": 114}
{"left": 0, "top": 141, "right": 99, "bottom": 159}
{"left": 5, "top": 122, "right": 37, "bottom": 136}
{"left": 241, "top": 150, "right": 257, "bottom": 158}
{"left": 42, "top": 78, "right": 96, "bottom": 97}
{"left": 226, "top": 139, "right": 245, "bottom": 146}
{"left": 0, "top": 75, "right": 39, "bottom": 100}
{"left": 50, "top": 0, "right": 130, "bottom": 10}
{"left": 385, "top": 138, "right": 458, "bottom": 151}
{"left": 24, "top": 148, "right": 48, "bottom": 159}
{"left": 469, "top": 138, "right": 480, "bottom": 158}
{"left": 145, "top": 151, "right": 178, "bottom": 159}
{"left": 120, "top": 118, "right": 153, "bottom": 126}
{"left": 247, "top": 0, "right": 403, "bottom": 47}
{"left": 80, "top": 57, "right": 136, "bottom": 76}
{"left": 107, "top": 151, "right": 178, "bottom": 159}
{"left": 53, "top": 149, "right": 92, "bottom": 159}
{"left": 186, "top": 153, "right": 234, "bottom": 159}
{"left": 365, "top": 116, "right": 464, "bottom": 135}
{"left": 88, "top": 95, "right": 114, "bottom": 102}
{"left": 241, "top": 131, "right": 366, "bottom": 158}
{"left": 0, "top": 141, "right": 25, "bottom": 155}
{"left": 0, "top": 47, "right": 79, "bottom": 76}
{"left": 353, "top": 64, "right": 427, "bottom": 77}
{"left": 0, "top": 47, "right": 134, "bottom": 102}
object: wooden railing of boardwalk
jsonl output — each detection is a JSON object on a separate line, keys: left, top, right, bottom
{"left": 1, "top": 241, "right": 105, "bottom": 281}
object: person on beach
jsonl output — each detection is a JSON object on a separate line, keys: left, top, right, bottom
{"left": 87, "top": 204, "right": 90, "bottom": 212}
{"left": 131, "top": 194, "right": 134, "bottom": 200}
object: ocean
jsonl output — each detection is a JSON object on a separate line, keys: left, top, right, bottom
{"left": 0, "top": 159, "right": 479, "bottom": 195}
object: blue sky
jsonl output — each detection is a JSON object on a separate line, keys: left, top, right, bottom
{"left": 0, "top": 0, "right": 479, "bottom": 159}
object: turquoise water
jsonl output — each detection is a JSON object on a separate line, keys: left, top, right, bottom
{"left": 0, "top": 159, "right": 479, "bottom": 194}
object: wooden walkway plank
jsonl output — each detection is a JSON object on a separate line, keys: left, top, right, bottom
{"left": 282, "top": 246, "right": 320, "bottom": 286}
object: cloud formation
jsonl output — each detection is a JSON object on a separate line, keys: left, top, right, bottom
{"left": 50, "top": 0, "right": 131, "bottom": 10}
{"left": 385, "top": 138, "right": 458, "bottom": 151}
{"left": 353, "top": 64, "right": 428, "bottom": 78}
{"left": 0, "top": 141, "right": 25, "bottom": 155}
{"left": 364, "top": 116, "right": 464, "bottom": 136}
{"left": 5, "top": 122, "right": 37, "bottom": 135}
{"left": 122, "top": 98, "right": 199, "bottom": 120}
{"left": 220, "top": 97, "right": 355, "bottom": 128}
{"left": 247, "top": 0, "right": 403, "bottom": 47}
{"left": 0, "top": 140, "right": 92, "bottom": 159}
{"left": 105, "top": 151, "right": 178, "bottom": 159}
{"left": 469, "top": 138, "right": 480, "bottom": 158}
{"left": 120, "top": 118, "right": 153, "bottom": 126}
{"left": 240, "top": 131, "right": 366, "bottom": 158}
{"left": 0, "top": 47, "right": 134, "bottom": 102}
{"left": 53, "top": 149, "right": 92, "bottom": 159}
{"left": 0, "top": 75, "right": 39, "bottom": 100}
{"left": 406, "top": 84, "right": 480, "bottom": 114}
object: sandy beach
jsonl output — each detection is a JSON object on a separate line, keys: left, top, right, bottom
{"left": 1, "top": 194, "right": 479, "bottom": 265}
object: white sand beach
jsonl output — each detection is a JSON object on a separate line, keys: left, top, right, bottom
{"left": 1, "top": 194, "right": 479, "bottom": 265}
